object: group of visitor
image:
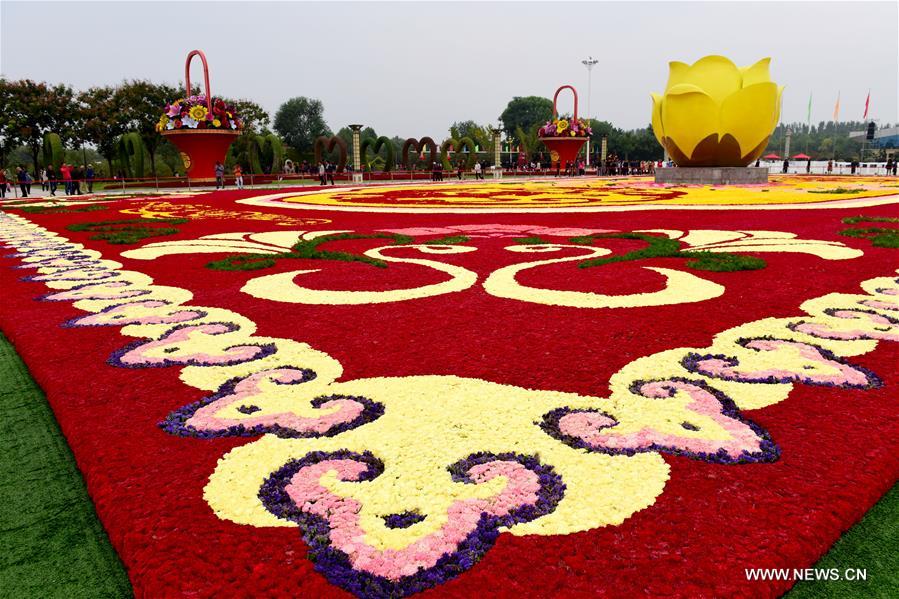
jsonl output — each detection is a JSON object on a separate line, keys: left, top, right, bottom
{"left": 214, "top": 161, "right": 248, "bottom": 189}
{"left": 599, "top": 157, "right": 656, "bottom": 176}
{"left": 0, "top": 164, "right": 96, "bottom": 198}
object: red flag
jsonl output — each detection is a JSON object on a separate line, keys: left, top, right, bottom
{"left": 863, "top": 90, "right": 870, "bottom": 119}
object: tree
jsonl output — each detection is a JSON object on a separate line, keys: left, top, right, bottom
{"left": 0, "top": 79, "right": 16, "bottom": 168}
{"left": 514, "top": 125, "right": 543, "bottom": 159}
{"left": 0, "top": 79, "right": 77, "bottom": 170}
{"left": 225, "top": 99, "right": 270, "bottom": 133}
{"left": 499, "top": 96, "right": 553, "bottom": 141}
{"left": 449, "top": 120, "right": 484, "bottom": 142}
{"left": 115, "top": 80, "right": 181, "bottom": 175}
{"left": 273, "top": 97, "right": 331, "bottom": 155}
{"left": 79, "top": 86, "right": 129, "bottom": 173}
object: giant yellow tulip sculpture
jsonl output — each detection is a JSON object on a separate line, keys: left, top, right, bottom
{"left": 651, "top": 55, "right": 783, "bottom": 167}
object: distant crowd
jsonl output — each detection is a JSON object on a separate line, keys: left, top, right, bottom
{"left": 2, "top": 155, "right": 897, "bottom": 198}
{"left": 0, "top": 164, "right": 96, "bottom": 198}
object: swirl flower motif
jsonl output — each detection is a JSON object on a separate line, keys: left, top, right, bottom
{"left": 650, "top": 55, "right": 784, "bottom": 166}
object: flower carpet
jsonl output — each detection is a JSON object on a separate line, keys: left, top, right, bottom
{"left": 1, "top": 177, "right": 897, "bottom": 598}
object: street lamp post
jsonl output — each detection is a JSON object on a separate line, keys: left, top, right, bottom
{"left": 581, "top": 56, "right": 598, "bottom": 168}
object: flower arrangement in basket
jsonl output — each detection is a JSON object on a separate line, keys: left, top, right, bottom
{"left": 157, "top": 95, "right": 242, "bottom": 132}
{"left": 540, "top": 115, "right": 592, "bottom": 138}
{"left": 158, "top": 50, "right": 241, "bottom": 178}
{"left": 538, "top": 85, "right": 591, "bottom": 168}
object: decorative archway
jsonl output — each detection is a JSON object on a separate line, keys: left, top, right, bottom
{"left": 313, "top": 136, "right": 348, "bottom": 172}
{"left": 360, "top": 136, "right": 396, "bottom": 172}
{"left": 401, "top": 137, "right": 437, "bottom": 170}
{"left": 440, "top": 137, "right": 478, "bottom": 170}
{"left": 248, "top": 133, "right": 284, "bottom": 174}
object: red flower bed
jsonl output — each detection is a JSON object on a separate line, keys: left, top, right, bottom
{"left": 0, "top": 189, "right": 897, "bottom": 598}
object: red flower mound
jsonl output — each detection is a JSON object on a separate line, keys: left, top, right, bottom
{"left": 0, "top": 186, "right": 897, "bottom": 598}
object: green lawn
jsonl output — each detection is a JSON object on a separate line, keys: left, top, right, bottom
{"left": 0, "top": 332, "right": 131, "bottom": 598}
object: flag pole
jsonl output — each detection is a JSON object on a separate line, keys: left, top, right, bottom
{"left": 831, "top": 91, "right": 840, "bottom": 164}
{"left": 805, "top": 92, "right": 811, "bottom": 155}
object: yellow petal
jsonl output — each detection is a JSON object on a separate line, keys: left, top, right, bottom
{"left": 650, "top": 93, "right": 665, "bottom": 143}
{"left": 774, "top": 85, "right": 785, "bottom": 125}
{"left": 661, "top": 88, "right": 719, "bottom": 159}
{"left": 740, "top": 57, "right": 772, "bottom": 87}
{"left": 683, "top": 55, "right": 742, "bottom": 103}
{"left": 719, "top": 82, "right": 779, "bottom": 157}
{"left": 665, "top": 61, "right": 690, "bottom": 91}
{"left": 666, "top": 83, "right": 708, "bottom": 96}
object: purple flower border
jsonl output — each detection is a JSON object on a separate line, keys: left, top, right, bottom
{"left": 539, "top": 377, "right": 780, "bottom": 465}
{"left": 787, "top": 307, "right": 899, "bottom": 338}
{"left": 61, "top": 300, "right": 209, "bottom": 329}
{"left": 258, "top": 450, "right": 564, "bottom": 598}
{"left": 159, "top": 370, "right": 386, "bottom": 439}
{"left": 681, "top": 336, "right": 882, "bottom": 389}
{"left": 107, "top": 321, "right": 278, "bottom": 369}
{"left": 37, "top": 281, "right": 153, "bottom": 303}
{"left": 22, "top": 268, "right": 121, "bottom": 284}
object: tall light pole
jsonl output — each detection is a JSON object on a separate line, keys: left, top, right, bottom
{"left": 581, "top": 56, "right": 598, "bottom": 168}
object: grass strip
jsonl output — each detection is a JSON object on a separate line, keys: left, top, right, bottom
{"left": 786, "top": 483, "right": 898, "bottom": 598}
{"left": 0, "top": 331, "right": 132, "bottom": 598}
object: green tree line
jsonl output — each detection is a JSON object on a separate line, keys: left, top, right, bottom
{"left": 3, "top": 77, "right": 890, "bottom": 177}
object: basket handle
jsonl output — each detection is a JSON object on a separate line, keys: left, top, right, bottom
{"left": 552, "top": 85, "right": 578, "bottom": 122}
{"left": 185, "top": 50, "right": 213, "bottom": 113}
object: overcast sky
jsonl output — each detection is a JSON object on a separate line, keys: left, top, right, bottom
{"left": 2, "top": 1, "right": 896, "bottom": 137}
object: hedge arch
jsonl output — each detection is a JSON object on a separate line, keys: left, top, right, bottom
{"left": 440, "top": 137, "right": 478, "bottom": 170}
{"left": 42, "top": 133, "right": 64, "bottom": 170}
{"left": 360, "top": 136, "right": 396, "bottom": 172}
{"left": 117, "top": 132, "right": 146, "bottom": 179}
{"left": 401, "top": 137, "right": 437, "bottom": 170}
{"left": 313, "top": 135, "right": 348, "bottom": 172}
{"left": 249, "top": 133, "right": 285, "bottom": 174}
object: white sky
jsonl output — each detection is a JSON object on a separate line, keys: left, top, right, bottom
{"left": 1, "top": 0, "right": 897, "bottom": 137}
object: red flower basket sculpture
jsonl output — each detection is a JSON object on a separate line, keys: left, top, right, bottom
{"left": 160, "top": 50, "right": 240, "bottom": 180}
{"left": 538, "top": 85, "right": 590, "bottom": 171}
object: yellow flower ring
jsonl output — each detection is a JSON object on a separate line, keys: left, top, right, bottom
{"left": 234, "top": 178, "right": 899, "bottom": 213}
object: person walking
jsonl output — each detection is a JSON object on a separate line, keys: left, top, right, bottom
{"left": 0, "top": 169, "right": 7, "bottom": 199}
{"left": 326, "top": 161, "right": 335, "bottom": 185}
{"left": 40, "top": 168, "right": 48, "bottom": 191}
{"left": 234, "top": 164, "right": 244, "bottom": 189}
{"left": 806, "top": 158, "right": 811, "bottom": 174}
{"left": 827, "top": 160, "right": 833, "bottom": 174}
{"left": 86, "top": 164, "right": 95, "bottom": 193}
{"left": 318, "top": 161, "right": 326, "bottom": 185}
{"left": 214, "top": 161, "right": 225, "bottom": 189}
{"left": 16, "top": 166, "right": 29, "bottom": 197}
{"left": 473, "top": 161, "right": 482, "bottom": 180}
{"left": 46, "top": 165, "right": 58, "bottom": 196}
{"left": 457, "top": 160, "right": 464, "bottom": 180}
{"left": 71, "top": 165, "right": 82, "bottom": 195}
{"left": 60, "top": 162, "right": 72, "bottom": 195}
{"left": 782, "top": 158, "right": 789, "bottom": 174}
